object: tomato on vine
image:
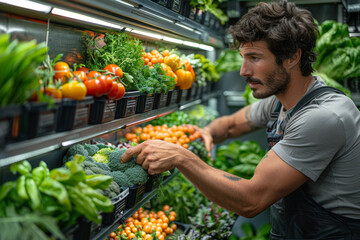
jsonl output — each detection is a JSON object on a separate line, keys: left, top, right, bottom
{"left": 104, "top": 64, "right": 123, "bottom": 78}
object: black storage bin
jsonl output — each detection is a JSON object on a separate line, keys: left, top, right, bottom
{"left": 168, "top": 0, "right": 184, "bottom": 13}
{"left": 153, "top": 92, "right": 168, "bottom": 109}
{"left": 154, "top": 0, "right": 171, "bottom": 7}
{"left": 17, "top": 101, "right": 60, "bottom": 141}
{"left": 102, "top": 188, "right": 129, "bottom": 226}
{"left": 0, "top": 104, "right": 21, "bottom": 148}
{"left": 203, "top": 11, "right": 210, "bottom": 27}
{"left": 195, "top": 8, "right": 205, "bottom": 24}
{"left": 145, "top": 174, "right": 164, "bottom": 192}
{"left": 125, "top": 183, "right": 146, "bottom": 209}
{"left": 167, "top": 88, "right": 181, "bottom": 105}
{"left": 115, "top": 91, "right": 140, "bottom": 118}
{"left": 74, "top": 217, "right": 101, "bottom": 240}
{"left": 89, "top": 96, "right": 116, "bottom": 124}
{"left": 136, "top": 93, "right": 154, "bottom": 113}
{"left": 56, "top": 96, "right": 93, "bottom": 132}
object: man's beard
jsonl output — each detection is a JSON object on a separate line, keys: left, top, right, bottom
{"left": 246, "top": 65, "right": 290, "bottom": 99}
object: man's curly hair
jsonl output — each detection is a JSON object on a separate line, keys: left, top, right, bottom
{"left": 229, "top": 1, "right": 319, "bottom": 76}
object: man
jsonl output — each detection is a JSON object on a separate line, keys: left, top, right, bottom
{"left": 121, "top": 1, "right": 360, "bottom": 238}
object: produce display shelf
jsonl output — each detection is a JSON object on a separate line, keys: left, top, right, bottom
{"left": 0, "top": 106, "right": 175, "bottom": 166}
{"left": 92, "top": 169, "right": 180, "bottom": 240}
{"left": 0, "top": 93, "right": 217, "bottom": 166}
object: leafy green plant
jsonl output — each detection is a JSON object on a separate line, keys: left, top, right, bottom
{"left": 0, "top": 33, "right": 48, "bottom": 106}
{"left": 211, "top": 140, "right": 266, "bottom": 179}
{"left": 233, "top": 222, "right": 271, "bottom": 240}
{"left": 190, "top": 0, "right": 228, "bottom": 24}
{"left": 83, "top": 31, "right": 144, "bottom": 90}
{"left": 150, "top": 173, "right": 209, "bottom": 224}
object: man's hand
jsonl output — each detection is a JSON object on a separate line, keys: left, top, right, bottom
{"left": 190, "top": 125, "right": 214, "bottom": 156}
{"left": 121, "top": 140, "right": 187, "bottom": 175}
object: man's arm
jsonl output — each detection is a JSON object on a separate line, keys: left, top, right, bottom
{"left": 194, "top": 104, "right": 260, "bottom": 152}
{"left": 177, "top": 148, "right": 308, "bottom": 217}
{"left": 121, "top": 140, "right": 308, "bottom": 217}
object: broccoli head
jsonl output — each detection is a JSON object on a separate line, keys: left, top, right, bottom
{"left": 92, "top": 147, "right": 113, "bottom": 164}
{"left": 124, "top": 165, "right": 148, "bottom": 185}
{"left": 64, "top": 144, "right": 89, "bottom": 163}
{"left": 109, "top": 171, "right": 133, "bottom": 187}
{"left": 108, "top": 148, "right": 136, "bottom": 171}
{"left": 84, "top": 143, "right": 99, "bottom": 156}
{"left": 107, "top": 180, "right": 121, "bottom": 195}
{"left": 96, "top": 143, "right": 115, "bottom": 150}
{"left": 80, "top": 160, "right": 105, "bottom": 175}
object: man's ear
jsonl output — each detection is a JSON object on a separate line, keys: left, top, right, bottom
{"left": 285, "top": 48, "right": 302, "bottom": 69}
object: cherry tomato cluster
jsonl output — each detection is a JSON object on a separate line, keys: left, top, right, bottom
{"left": 47, "top": 61, "right": 126, "bottom": 101}
{"left": 125, "top": 124, "right": 201, "bottom": 148}
{"left": 107, "top": 205, "right": 178, "bottom": 240}
{"left": 141, "top": 49, "right": 170, "bottom": 68}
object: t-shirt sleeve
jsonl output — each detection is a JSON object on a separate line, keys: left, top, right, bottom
{"left": 251, "top": 96, "right": 278, "bottom": 127}
{"left": 272, "top": 105, "right": 346, "bottom": 181}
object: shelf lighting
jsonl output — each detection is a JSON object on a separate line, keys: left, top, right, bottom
{"left": 0, "top": 0, "right": 52, "bottom": 13}
{"left": 175, "top": 22, "right": 194, "bottom": 32}
{"left": 132, "top": 29, "right": 162, "bottom": 39}
{"left": 139, "top": 9, "right": 173, "bottom": 23}
{"left": 113, "top": 0, "right": 135, "bottom": 8}
{"left": 163, "top": 36, "right": 184, "bottom": 44}
{"left": 198, "top": 44, "right": 214, "bottom": 51}
{"left": 51, "top": 8, "right": 124, "bottom": 30}
{"left": 183, "top": 40, "right": 200, "bottom": 48}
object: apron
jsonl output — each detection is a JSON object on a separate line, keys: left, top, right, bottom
{"left": 265, "top": 86, "right": 360, "bottom": 239}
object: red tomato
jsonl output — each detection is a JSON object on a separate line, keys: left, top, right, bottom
{"left": 84, "top": 79, "right": 103, "bottom": 97}
{"left": 116, "top": 82, "right": 125, "bottom": 100}
{"left": 73, "top": 71, "right": 88, "bottom": 82}
{"left": 87, "top": 71, "right": 102, "bottom": 79}
{"left": 104, "top": 64, "right": 123, "bottom": 78}
{"left": 54, "top": 61, "right": 73, "bottom": 83}
{"left": 97, "top": 75, "right": 113, "bottom": 95}
{"left": 76, "top": 66, "right": 89, "bottom": 73}
{"left": 107, "top": 81, "right": 119, "bottom": 100}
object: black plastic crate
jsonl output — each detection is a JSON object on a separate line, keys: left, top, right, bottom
{"left": 167, "top": 88, "right": 181, "bottom": 105}
{"left": 115, "top": 91, "right": 140, "bottom": 118}
{"left": 102, "top": 188, "right": 129, "bottom": 226}
{"left": 0, "top": 104, "right": 21, "bottom": 148}
{"left": 73, "top": 217, "right": 101, "bottom": 240}
{"left": 145, "top": 174, "right": 164, "bottom": 192}
{"left": 168, "top": 0, "right": 184, "bottom": 13}
{"left": 89, "top": 96, "right": 117, "bottom": 124}
{"left": 125, "top": 183, "right": 146, "bottom": 209}
{"left": 17, "top": 101, "right": 60, "bottom": 141}
{"left": 154, "top": 0, "right": 171, "bottom": 7}
{"left": 61, "top": 223, "right": 79, "bottom": 240}
{"left": 180, "top": 88, "right": 190, "bottom": 102}
{"left": 173, "top": 221, "right": 190, "bottom": 235}
{"left": 56, "top": 96, "right": 93, "bottom": 132}
{"left": 136, "top": 93, "right": 154, "bottom": 113}
{"left": 195, "top": 8, "right": 205, "bottom": 24}
{"left": 153, "top": 92, "right": 168, "bottom": 109}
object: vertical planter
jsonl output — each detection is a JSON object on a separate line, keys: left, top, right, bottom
{"left": 115, "top": 91, "right": 140, "bottom": 118}
{"left": 136, "top": 93, "right": 154, "bottom": 113}
{"left": 0, "top": 105, "right": 21, "bottom": 148}
{"left": 88, "top": 96, "right": 116, "bottom": 124}
{"left": 17, "top": 101, "right": 60, "bottom": 141}
{"left": 153, "top": 92, "right": 168, "bottom": 109}
{"left": 56, "top": 96, "right": 93, "bottom": 132}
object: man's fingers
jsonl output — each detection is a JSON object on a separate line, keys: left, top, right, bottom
{"left": 120, "top": 143, "right": 143, "bottom": 163}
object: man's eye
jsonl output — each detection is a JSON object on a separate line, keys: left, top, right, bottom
{"left": 251, "top": 56, "right": 259, "bottom": 61}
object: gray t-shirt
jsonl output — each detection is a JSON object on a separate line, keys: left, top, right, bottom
{"left": 251, "top": 77, "right": 360, "bottom": 219}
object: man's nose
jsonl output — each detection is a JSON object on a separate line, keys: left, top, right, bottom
{"left": 240, "top": 60, "right": 251, "bottom": 77}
